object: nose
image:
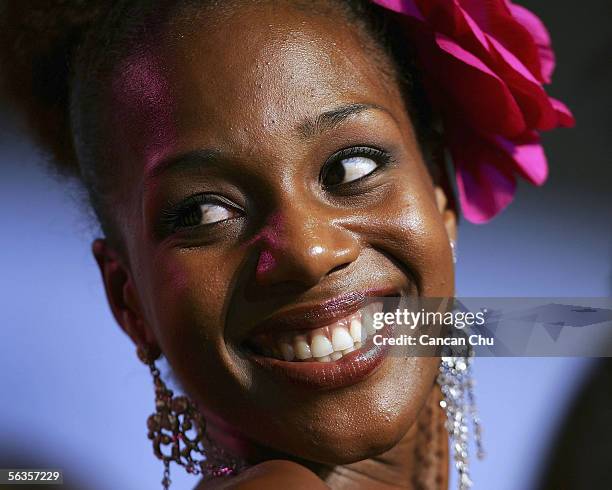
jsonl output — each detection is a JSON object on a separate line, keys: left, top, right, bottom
{"left": 253, "top": 210, "right": 360, "bottom": 290}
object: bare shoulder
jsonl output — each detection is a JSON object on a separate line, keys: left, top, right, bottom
{"left": 198, "top": 460, "right": 329, "bottom": 490}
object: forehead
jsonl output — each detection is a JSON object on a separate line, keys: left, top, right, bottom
{"left": 107, "top": 2, "right": 403, "bottom": 174}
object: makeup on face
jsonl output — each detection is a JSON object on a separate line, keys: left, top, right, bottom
{"left": 244, "top": 292, "right": 403, "bottom": 389}
{"left": 104, "top": 1, "right": 453, "bottom": 468}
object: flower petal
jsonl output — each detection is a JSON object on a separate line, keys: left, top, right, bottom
{"left": 506, "top": 2, "right": 555, "bottom": 83}
{"left": 550, "top": 98, "right": 576, "bottom": 128}
{"left": 455, "top": 157, "right": 517, "bottom": 224}
{"left": 457, "top": 0, "right": 545, "bottom": 83}
{"left": 433, "top": 33, "right": 525, "bottom": 136}
{"left": 448, "top": 124, "right": 517, "bottom": 223}
{"left": 415, "top": 0, "right": 491, "bottom": 57}
{"left": 370, "top": 0, "right": 574, "bottom": 223}
{"left": 494, "top": 132, "right": 548, "bottom": 185}
{"left": 370, "top": 0, "right": 424, "bottom": 19}
{"left": 487, "top": 36, "right": 557, "bottom": 130}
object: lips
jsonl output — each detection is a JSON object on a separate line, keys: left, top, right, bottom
{"left": 249, "top": 290, "right": 371, "bottom": 335}
{"left": 247, "top": 303, "right": 382, "bottom": 362}
{"left": 242, "top": 289, "right": 399, "bottom": 389}
{"left": 247, "top": 322, "right": 394, "bottom": 390}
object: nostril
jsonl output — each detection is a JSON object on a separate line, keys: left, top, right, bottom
{"left": 327, "top": 262, "right": 351, "bottom": 276}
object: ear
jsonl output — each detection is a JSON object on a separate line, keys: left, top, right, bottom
{"left": 434, "top": 186, "right": 457, "bottom": 243}
{"left": 92, "top": 238, "right": 160, "bottom": 360}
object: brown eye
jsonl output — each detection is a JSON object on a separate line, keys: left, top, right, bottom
{"left": 178, "top": 203, "right": 238, "bottom": 228}
{"left": 323, "top": 156, "right": 379, "bottom": 186}
{"left": 321, "top": 146, "right": 391, "bottom": 188}
{"left": 161, "top": 194, "right": 243, "bottom": 233}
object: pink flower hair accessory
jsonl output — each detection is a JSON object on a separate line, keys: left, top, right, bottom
{"left": 371, "top": 0, "right": 575, "bottom": 223}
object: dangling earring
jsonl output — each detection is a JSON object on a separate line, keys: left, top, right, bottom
{"left": 137, "top": 346, "right": 246, "bottom": 489}
{"left": 437, "top": 240, "right": 485, "bottom": 490}
{"left": 437, "top": 355, "right": 484, "bottom": 490}
{"left": 450, "top": 239, "right": 458, "bottom": 265}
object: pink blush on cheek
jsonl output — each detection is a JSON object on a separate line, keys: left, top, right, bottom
{"left": 256, "top": 249, "right": 277, "bottom": 276}
{"left": 247, "top": 212, "right": 287, "bottom": 279}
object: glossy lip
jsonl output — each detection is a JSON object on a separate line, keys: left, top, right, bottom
{"left": 241, "top": 287, "right": 401, "bottom": 390}
{"left": 247, "top": 322, "right": 396, "bottom": 391}
{"left": 247, "top": 287, "right": 399, "bottom": 338}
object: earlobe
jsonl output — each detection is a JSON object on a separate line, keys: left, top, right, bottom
{"left": 434, "top": 186, "right": 457, "bottom": 243}
{"left": 92, "top": 238, "right": 160, "bottom": 359}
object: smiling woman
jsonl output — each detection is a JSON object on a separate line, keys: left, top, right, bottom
{"left": 0, "top": 1, "right": 571, "bottom": 489}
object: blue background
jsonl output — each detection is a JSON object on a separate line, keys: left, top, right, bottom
{"left": 1, "top": 2, "right": 610, "bottom": 489}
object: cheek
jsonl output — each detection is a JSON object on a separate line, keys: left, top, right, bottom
{"left": 356, "top": 172, "right": 454, "bottom": 296}
{"left": 144, "top": 250, "right": 240, "bottom": 388}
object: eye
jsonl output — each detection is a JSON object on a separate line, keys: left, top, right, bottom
{"left": 178, "top": 202, "right": 235, "bottom": 228}
{"left": 321, "top": 147, "right": 391, "bottom": 187}
{"left": 161, "top": 194, "right": 242, "bottom": 232}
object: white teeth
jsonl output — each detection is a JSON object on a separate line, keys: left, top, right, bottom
{"left": 362, "top": 309, "right": 375, "bottom": 336}
{"left": 331, "top": 326, "right": 354, "bottom": 351}
{"left": 253, "top": 307, "right": 381, "bottom": 362}
{"left": 349, "top": 318, "right": 362, "bottom": 343}
{"left": 279, "top": 342, "right": 295, "bottom": 361}
{"left": 365, "top": 317, "right": 376, "bottom": 336}
{"left": 293, "top": 335, "right": 312, "bottom": 360}
{"left": 310, "top": 332, "right": 334, "bottom": 358}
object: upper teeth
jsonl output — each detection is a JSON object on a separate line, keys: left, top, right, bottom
{"left": 250, "top": 302, "right": 383, "bottom": 363}
{"left": 293, "top": 335, "right": 312, "bottom": 360}
{"left": 331, "top": 325, "right": 354, "bottom": 351}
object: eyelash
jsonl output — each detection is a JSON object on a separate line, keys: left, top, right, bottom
{"left": 159, "top": 194, "right": 241, "bottom": 233}
{"left": 320, "top": 146, "right": 393, "bottom": 188}
{"left": 159, "top": 145, "right": 394, "bottom": 235}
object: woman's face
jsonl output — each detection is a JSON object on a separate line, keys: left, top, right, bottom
{"left": 96, "top": 2, "right": 455, "bottom": 464}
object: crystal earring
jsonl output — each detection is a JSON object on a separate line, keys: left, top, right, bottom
{"left": 137, "top": 346, "right": 246, "bottom": 489}
{"left": 438, "top": 239, "right": 485, "bottom": 490}
{"left": 437, "top": 354, "right": 484, "bottom": 490}
{"left": 450, "top": 239, "right": 457, "bottom": 265}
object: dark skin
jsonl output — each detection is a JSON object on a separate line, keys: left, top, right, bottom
{"left": 89, "top": 3, "right": 456, "bottom": 488}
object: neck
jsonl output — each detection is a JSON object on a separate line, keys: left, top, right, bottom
{"left": 205, "top": 385, "right": 448, "bottom": 490}
{"left": 305, "top": 386, "right": 449, "bottom": 490}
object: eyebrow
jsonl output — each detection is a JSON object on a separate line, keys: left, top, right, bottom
{"left": 146, "top": 148, "right": 221, "bottom": 181}
{"left": 298, "top": 103, "right": 390, "bottom": 138}
{"left": 146, "top": 103, "right": 394, "bottom": 181}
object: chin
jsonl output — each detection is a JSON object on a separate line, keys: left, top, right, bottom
{"left": 296, "top": 416, "right": 413, "bottom": 465}
{"left": 238, "top": 356, "right": 439, "bottom": 466}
